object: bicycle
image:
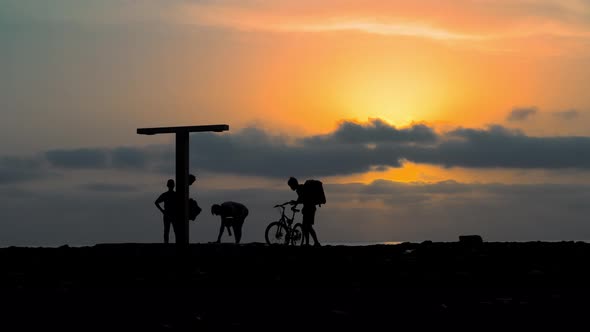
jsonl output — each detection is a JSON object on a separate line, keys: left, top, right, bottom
{"left": 264, "top": 201, "right": 304, "bottom": 246}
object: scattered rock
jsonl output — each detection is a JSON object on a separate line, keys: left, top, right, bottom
{"left": 459, "top": 235, "right": 483, "bottom": 246}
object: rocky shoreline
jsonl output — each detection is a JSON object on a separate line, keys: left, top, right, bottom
{"left": 2, "top": 241, "right": 590, "bottom": 331}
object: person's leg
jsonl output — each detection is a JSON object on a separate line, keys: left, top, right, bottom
{"left": 163, "top": 217, "right": 171, "bottom": 244}
{"left": 302, "top": 210, "right": 312, "bottom": 245}
{"left": 308, "top": 210, "right": 320, "bottom": 246}
{"left": 309, "top": 226, "right": 320, "bottom": 246}
{"left": 233, "top": 223, "right": 242, "bottom": 244}
{"left": 302, "top": 223, "right": 310, "bottom": 245}
{"left": 217, "top": 219, "right": 226, "bottom": 243}
{"left": 224, "top": 217, "right": 233, "bottom": 236}
{"left": 171, "top": 218, "right": 180, "bottom": 243}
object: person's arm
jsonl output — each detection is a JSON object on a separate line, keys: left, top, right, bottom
{"left": 155, "top": 195, "right": 165, "bottom": 215}
{"left": 292, "top": 187, "right": 304, "bottom": 207}
{"left": 290, "top": 194, "right": 303, "bottom": 207}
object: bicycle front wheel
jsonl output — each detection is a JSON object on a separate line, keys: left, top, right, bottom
{"left": 265, "top": 221, "right": 289, "bottom": 245}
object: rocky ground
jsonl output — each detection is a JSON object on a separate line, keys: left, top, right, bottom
{"left": 2, "top": 241, "right": 590, "bottom": 331}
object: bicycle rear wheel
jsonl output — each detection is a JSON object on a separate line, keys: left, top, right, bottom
{"left": 290, "top": 223, "right": 304, "bottom": 246}
{"left": 265, "top": 221, "right": 288, "bottom": 245}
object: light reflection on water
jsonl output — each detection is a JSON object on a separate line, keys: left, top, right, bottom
{"left": 325, "top": 241, "right": 402, "bottom": 246}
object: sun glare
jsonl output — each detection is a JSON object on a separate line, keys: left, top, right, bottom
{"left": 333, "top": 66, "right": 448, "bottom": 127}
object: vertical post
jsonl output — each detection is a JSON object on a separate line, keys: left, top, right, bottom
{"left": 175, "top": 131, "right": 190, "bottom": 246}
{"left": 138, "top": 124, "right": 228, "bottom": 247}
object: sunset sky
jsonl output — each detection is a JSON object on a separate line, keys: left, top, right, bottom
{"left": 2, "top": 1, "right": 590, "bottom": 245}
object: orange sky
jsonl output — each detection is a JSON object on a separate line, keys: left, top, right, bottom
{"left": 159, "top": 0, "right": 590, "bottom": 134}
{"left": 3, "top": 0, "right": 590, "bottom": 183}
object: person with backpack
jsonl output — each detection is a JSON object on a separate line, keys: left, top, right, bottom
{"left": 211, "top": 201, "right": 249, "bottom": 244}
{"left": 154, "top": 179, "right": 177, "bottom": 244}
{"left": 288, "top": 177, "right": 325, "bottom": 247}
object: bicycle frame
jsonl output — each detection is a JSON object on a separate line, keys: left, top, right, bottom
{"left": 276, "top": 204, "right": 298, "bottom": 226}
{"left": 265, "top": 202, "right": 303, "bottom": 246}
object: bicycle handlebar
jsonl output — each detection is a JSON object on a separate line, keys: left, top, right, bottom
{"left": 274, "top": 201, "right": 295, "bottom": 208}
{"left": 274, "top": 202, "right": 300, "bottom": 213}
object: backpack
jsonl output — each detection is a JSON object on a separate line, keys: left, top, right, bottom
{"left": 304, "top": 179, "right": 326, "bottom": 207}
{"left": 189, "top": 198, "right": 202, "bottom": 221}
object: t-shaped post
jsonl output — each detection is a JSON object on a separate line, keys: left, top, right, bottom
{"left": 137, "top": 125, "right": 229, "bottom": 246}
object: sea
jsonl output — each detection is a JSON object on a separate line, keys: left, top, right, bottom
{"left": 324, "top": 241, "right": 402, "bottom": 246}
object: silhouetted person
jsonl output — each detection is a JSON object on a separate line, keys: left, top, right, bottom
{"left": 187, "top": 173, "right": 202, "bottom": 221}
{"left": 211, "top": 202, "right": 249, "bottom": 244}
{"left": 288, "top": 177, "right": 321, "bottom": 246}
{"left": 155, "top": 179, "right": 177, "bottom": 244}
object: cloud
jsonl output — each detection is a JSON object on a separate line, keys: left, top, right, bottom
{"left": 4, "top": 0, "right": 590, "bottom": 47}
{"left": 278, "top": 21, "right": 477, "bottom": 40}
{"left": 189, "top": 126, "right": 397, "bottom": 177}
{"left": 45, "top": 148, "right": 109, "bottom": 169}
{"left": 189, "top": 122, "right": 590, "bottom": 174}
{"left": 19, "top": 119, "right": 590, "bottom": 180}
{"left": 111, "top": 147, "right": 148, "bottom": 169}
{"left": 553, "top": 109, "right": 580, "bottom": 120}
{"left": 45, "top": 147, "right": 148, "bottom": 170}
{"left": 303, "top": 119, "right": 437, "bottom": 145}
{"left": 405, "top": 125, "right": 590, "bottom": 169}
{"left": 81, "top": 183, "right": 139, "bottom": 193}
{"left": 507, "top": 107, "right": 538, "bottom": 121}
{"left": 0, "top": 156, "right": 49, "bottom": 184}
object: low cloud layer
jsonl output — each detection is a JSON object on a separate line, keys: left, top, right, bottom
{"left": 2, "top": 180, "right": 590, "bottom": 246}
{"left": 5, "top": 119, "right": 590, "bottom": 183}
{"left": 0, "top": 156, "right": 49, "bottom": 184}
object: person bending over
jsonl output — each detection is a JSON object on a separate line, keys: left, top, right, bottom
{"left": 211, "top": 201, "right": 249, "bottom": 244}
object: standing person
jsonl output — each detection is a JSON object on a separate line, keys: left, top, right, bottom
{"left": 154, "top": 179, "right": 177, "bottom": 244}
{"left": 288, "top": 177, "right": 321, "bottom": 247}
{"left": 211, "top": 202, "right": 249, "bottom": 244}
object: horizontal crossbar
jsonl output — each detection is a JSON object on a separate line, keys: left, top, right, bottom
{"left": 137, "top": 124, "right": 229, "bottom": 135}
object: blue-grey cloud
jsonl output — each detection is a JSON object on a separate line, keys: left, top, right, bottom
{"left": 81, "top": 183, "right": 139, "bottom": 193}
{"left": 45, "top": 148, "right": 109, "bottom": 169}
{"left": 11, "top": 119, "right": 590, "bottom": 181}
{"left": 111, "top": 147, "right": 148, "bottom": 169}
{"left": 553, "top": 109, "right": 580, "bottom": 120}
{"left": 189, "top": 126, "right": 402, "bottom": 177}
{"left": 507, "top": 107, "right": 538, "bottom": 121}
{"left": 403, "top": 125, "right": 590, "bottom": 169}
{"left": 188, "top": 122, "right": 590, "bottom": 175}
{"left": 0, "top": 156, "right": 48, "bottom": 184}
{"left": 45, "top": 147, "right": 148, "bottom": 170}
{"left": 303, "top": 119, "right": 438, "bottom": 145}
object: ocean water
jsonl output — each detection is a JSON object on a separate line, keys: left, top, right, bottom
{"left": 324, "top": 241, "right": 402, "bottom": 246}
{"left": 325, "top": 240, "right": 590, "bottom": 246}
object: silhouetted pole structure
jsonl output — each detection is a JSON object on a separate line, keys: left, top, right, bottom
{"left": 137, "top": 125, "right": 229, "bottom": 247}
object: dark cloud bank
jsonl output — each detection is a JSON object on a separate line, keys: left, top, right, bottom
{"left": 21, "top": 119, "right": 590, "bottom": 180}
